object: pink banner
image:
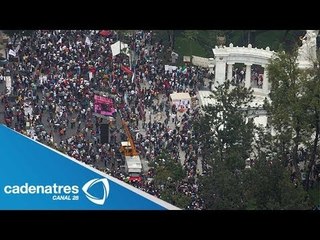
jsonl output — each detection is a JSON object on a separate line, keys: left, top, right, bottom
{"left": 94, "top": 95, "right": 116, "bottom": 117}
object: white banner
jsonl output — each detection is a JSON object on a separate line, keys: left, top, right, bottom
{"left": 8, "top": 49, "right": 16, "bottom": 57}
{"left": 111, "top": 41, "right": 130, "bottom": 57}
{"left": 165, "top": 65, "right": 178, "bottom": 73}
{"left": 5, "top": 76, "right": 12, "bottom": 95}
{"left": 192, "top": 55, "right": 209, "bottom": 68}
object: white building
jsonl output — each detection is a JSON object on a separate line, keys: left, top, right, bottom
{"left": 195, "top": 30, "right": 319, "bottom": 131}
{"left": 212, "top": 43, "right": 275, "bottom": 96}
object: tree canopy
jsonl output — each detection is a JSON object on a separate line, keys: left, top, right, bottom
{"left": 195, "top": 80, "right": 312, "bottom": 209}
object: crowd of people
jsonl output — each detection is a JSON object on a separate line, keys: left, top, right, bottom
{"left": 0, "top": 30, "right": 210, "bottom": 209}
{"left": 231, "top": 65, "right": 264, "bottom": 88}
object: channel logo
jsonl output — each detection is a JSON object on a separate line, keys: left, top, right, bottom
{"left": 82, "top": 178, "right": 110, "bottom": 205}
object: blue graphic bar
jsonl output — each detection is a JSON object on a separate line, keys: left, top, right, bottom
{"left": 0, "top": 124, "right": 179, "bottom": 210}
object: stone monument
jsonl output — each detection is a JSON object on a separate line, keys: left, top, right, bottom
{"left": 297, "top": 30, "right": 319, "bottom": 69}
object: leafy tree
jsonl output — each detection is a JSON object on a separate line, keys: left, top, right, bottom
{"left": 199, "top": 166, "right": 246, "bottom": 210}
{"left": 266, "top": 48, "right": 320, "bottom": 195}
{"left": 251, "top": 125, "right": 275, "bottom": 162}
{"left": 183, "top": 30, "right": 199, "bottom": 56}
{"left": 243, "top": 156, "right": 311, "bottom": 209}
{"left": 195, "top": 80, "right": 255, "bottom": 172}
{"left": 149, "top": 151, "right": 191, "bottom": 209}
{"left": 195, "top": 79, "right": 312, "bottom": 209}
{"left": 195, "top": 81, "right": 255, "bottom": 209}
{"left": 258, "top": 45, "right": 320, "bottom": 206}
{"left": 206, "top": 30, "right": 219, "bottom": 47}
{"left": 266, "top": 50, "right": 310, "bottom": 180}
{"left": 159, "top": 189, "right": 191, "bottom": 209}
{"left": 150, "top": 151, "right": 186, "bottom": 184}
{"left": 300, "top": 54, "right": 320, "bottom": 190}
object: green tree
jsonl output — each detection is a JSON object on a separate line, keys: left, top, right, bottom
{"left": 194, "top": 79, "right": 311, "bottom": 209}
{"left": 183, "top": 30, "right": 199, "bottom": 56}
{"left": 206, "top": 30, "right": 219, "bottom": 47}
{"left": 300, "top": 54, "right": 320, "bottom": 191}
{"left": 150, "top": 152, "right": 186, "bottom": 185}
{"left": 195, "top": 80, "right": 255, "bottom": 171}
{"left": 159, "top": 189, "right": 191, "bottom": 209}
{"left": 266, "top": 50, "right": 310, "bottom": 180}
{"left": 263, "top": 41, "right": 319, "bottom": 203}
{"left": 195, "top": 81, "right": 255, "bottom": 209}
{"left": 199, "top": 165, "right": 246, "bottom": 210}
{"left": 243, "top": 156, "right": 311, "bottom": 209}
{"left": 149, "top": 151, "right": 190, "bottom": 209}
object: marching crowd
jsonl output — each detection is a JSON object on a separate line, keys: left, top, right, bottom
{"left": 0, "top": 30, "right": 210, "bottom": 209}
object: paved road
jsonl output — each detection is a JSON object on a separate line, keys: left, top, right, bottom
{"left": 135, "top": 79, "right": 203, "bottom": 174}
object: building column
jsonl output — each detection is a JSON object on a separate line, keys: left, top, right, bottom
{"left": 214, "top": 56, "right": 227, "bottom": 86}
{"left": 262, "top": 66, "right": 269, "bottom": 93}
{"left": 208, "top": 58, "right": 215, "bottom": 74}
{"left": 245, "top": 63, "right": 252, "bottom": 88}
{"left": 227, "top": 62, "right": 234, "bottom": 81}
{"left": 208, "top": 64, "right": 215, "bottom": 74}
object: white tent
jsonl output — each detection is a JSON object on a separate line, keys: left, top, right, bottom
{"left": 169, "top": 92, "right": 191, "bottom": 112}
{"left": 125, "top": 155, "right": 142, "bottom": 173}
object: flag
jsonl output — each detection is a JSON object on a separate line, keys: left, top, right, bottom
{"left": 99, "top": 30, "right": 112, "bottom": 37}
{"left": 131, "top": 70, "right": 135, "bottom": 83}
{"left": 181, "top": 65, "right": 187, "bottom": 74}
{"left": 121, "top": 65, "right": 133, "bottom": 75}
{"left": 85, "top": 36, "right": 92, "bottom": 47}
{"left": 89, "top": 71, "right": 93, "bottom": 81}
{"left": 8, "top": 49, "right": 16, "bottom": 57}
{"left": 14, "top": 44, "right": 20, "bottom": 54}
{"left": 5, "top": 76, "right": 12, "bottom": 94}
{"left": 56, "top": 37, "right": 63, "bottom": 44}
{"left": 111, "top": 41, "right": 130, "bottom": 57}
